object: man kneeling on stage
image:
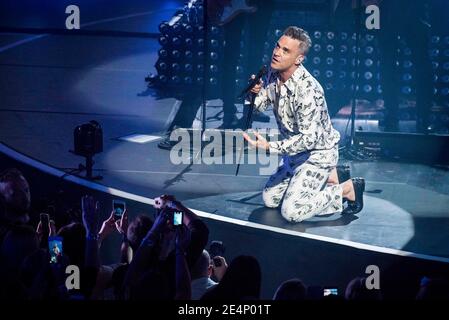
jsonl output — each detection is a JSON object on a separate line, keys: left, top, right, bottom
{"left": 242, "top": 26, "right": 365, "bottom": 222}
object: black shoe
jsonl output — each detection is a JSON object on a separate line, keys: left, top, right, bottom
{"left": 252, "top": 112, "right": 271, "bottom": 123}
{"left": 157, "top": 137, "right": 177, "bottom": 150}
{"left": 217, "top": 117, "right": 245, "bottom": 130}
{"left": 336, "top": 165, "right": 351, "bottom": 183}
{"left": 342, "top": 177, "right": 365, "bottom": 215}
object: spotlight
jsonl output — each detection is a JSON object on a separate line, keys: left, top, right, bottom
{"left": 210, "top": 26, "right": 220, "bottom": 35}
{"left": 71, "top": 120, "right": 103, "bottom": 180}
{"left": 157, "top": 61, "right": 168, "bottom": 71}
{"left": 325, "top": 70, "right": 333, "bottom": 78}
{"left": 312, "top": 69, "right": 320, "bottom": 77}
{"left": 327, "top": 45, "right": 334, "bottom": 52}
{"left": 314, "top": 31, "right": 322, "bottom": 39}
{"left": 158, "top": 75, "right": 168, "bottom": 84}
{"left": 340, "top": 32, "right": 348, "bottom": 40}
{"left": 326, "top": 32, "right": 334, "bottom": 40}
{"left": 401, "top": 86, "right": 412, "bottom": 95}
{"left": 365, "top": 59, "right": 374, "bottom": 67}
{"left": 196, "top": 77, "right": 204, "bottom": 84}
{"left": 171, "top": 76, "right": 181, "bottom": 84}
{"left": 184, "top": 76, "right": 193, "bottom": 84}
{"left": 430, "top": 49, "right": 439, "bottom": 57}
{"left": 197, "top": 64, "right": 204, "bottom": 73}
{"left": 73, "top": 121, "right": 103, "bottom": 157}
{"left": 432, "top": 61, "right": 439, "bottom": 69}
{"left": 159, "top": 22, "right": 170, "bottom": 34}
{"left": 431, "top": 36, "right": 440, "bottom": 44}
{"left": 210, "top": 52, "right": 218, "bottom": 60}
{"left": 209, "top": 77, "right": 218, "bottom": 85}
{"left": 210, "top": 64, "right": 218, "bottom": 73}
{"left": 210, "top": 39, "right": 219, "bottom": 47}
{"left": 158, "top": 49, "right": 168, "bottom": 57}
{"left": 185, "top": 38, "right": 193, "bottom": 46}
{"left": 185, "top": 50, "right": 193, "bottom": 59}
{"left": 172, "top": 50, "right": 181, "bottom": 59}
{"left": 313, "top": 57, "right": 321, "bottom": 65}
{"left": 184, "top": 63, "right": 193, "bottom": 72}
{"left": 236, "top": 65, "right": 244, "bottom": 74}
{"left": 363, "top": 84, "right": 372, "bottom": 93}
{"left": 172, "top": 23, "right": 183, "bottom": 34}
{"left": 364, "top": 72, "right": 373, "bottom": 80}
{"left": 158, "top": 35, "right": 169, "bottom": 46}
{"left": 402, "top": 73, "right": 412, "bottom": 81}
{"left": 171, "top": 63, "right": 180, "bottom": 72}
{"left": 313, "top": 44, "right": 321, "bottom": 52}
{"left": 365, "top": 46, "right": 374, "bottom": 55}
{"left": 403, "top": 61, "right": 413, "bottom": 68}
{"left": 185, "top": 25, "right": 193, "bottom": 34}
{"left": 326, "top": 57, "right": 334, "bottom": 65}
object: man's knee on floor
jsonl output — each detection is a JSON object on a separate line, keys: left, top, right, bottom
{"left": 280, "top": 201, "right": 310, "bottom": 223}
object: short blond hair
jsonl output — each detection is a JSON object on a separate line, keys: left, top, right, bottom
{"left": 283, "top": 26, "right": 312, "bottom": 55}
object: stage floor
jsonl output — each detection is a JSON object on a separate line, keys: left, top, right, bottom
{"left": 1, "top": 4, "right": 449, "bottom": 261}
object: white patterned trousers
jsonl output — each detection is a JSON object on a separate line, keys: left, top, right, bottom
{"left": 263, "top": 147, "right": 343, "bottom": 222}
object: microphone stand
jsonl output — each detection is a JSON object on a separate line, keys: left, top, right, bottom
{"left": 235, "top": 92, "right": 256, "bottom": 176}
{"left": 340, "top": 0, "right": 371, "bottom": 160}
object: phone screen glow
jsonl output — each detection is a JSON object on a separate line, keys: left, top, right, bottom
{"left": 173, "top": 211, "right": 183, "bottom": 226}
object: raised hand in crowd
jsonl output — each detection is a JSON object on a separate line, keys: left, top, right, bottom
{"left": 212, "top": 256, "right": 228, "bottom": 282}
{"left": 175, "top": 225, "right": 192, "bottom": 300}
{"left": 98, "top": 211, "right": 116, "bottom": 245}
{"left": 81, "top": 195, "right": 101, "bottom": 269}
{"left": 82, "top": 195, "right": 100, "bottom": 239}
{"left": 115, "top": 209, "right": 128, "bottom": 235}
{"left": 36, "top": 218, "right": 56, "bottom": 245}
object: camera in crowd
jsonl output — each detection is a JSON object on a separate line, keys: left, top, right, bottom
{"left": 154, "top": 196, "right": 184, "bottom": 227}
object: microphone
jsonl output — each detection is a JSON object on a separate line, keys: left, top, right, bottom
{"left": 239, "top": 65, "right": 268, "bottom": 98}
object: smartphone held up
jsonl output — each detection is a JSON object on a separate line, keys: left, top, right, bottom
{"left": 48, "top": 236, "right": 63, "bottom": 264}
{"left": 112, "top": 200, "right": 126, "bottom": 221}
